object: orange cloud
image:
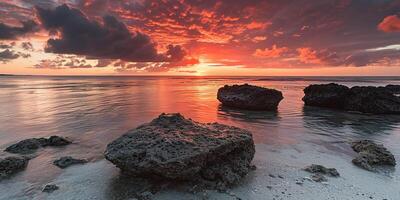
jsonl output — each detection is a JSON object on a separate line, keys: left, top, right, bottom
{"left": 254, "top": 45, "right": 288, "bottom": 58}
{"left": 297, "top": 47, "right": 322, "bottom": 64}
{"left": 378, "top": 15, "right": 400, "bottom": 32}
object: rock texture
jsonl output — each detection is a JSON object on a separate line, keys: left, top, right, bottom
{"left": 0, "top": 156, "right": 29, "bottom": 179}
{"left": 303, "top": 83, "right": 400, "bottom": 114}
{"left": 217, "top": 84, "right": 283, "bottom": 110}
{"left": 5, "top": 136, "right": 71, "bottom": 154}
{"left": 302, "top": 83, "right": 349, "bottom": 109}
{"left": 105, "top": 113, "right": 255, "bottom": 188}
{"left": 351, "top": 140, "right": 396, "bottom": 171}
{"left": 53, "top": 156, "right": 87, "bottom": 169}
{"left": 384, "top": 84, "right": 400, "bottom": 94}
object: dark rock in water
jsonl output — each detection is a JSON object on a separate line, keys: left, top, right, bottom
{"left": 351, "top": 140, "right": 396, "bottom": 171}
{"left": 0, "top": 156, "right": 29, "bottom": 179}
{"left": 303, "top": 83, "right": 349, "bottom": 109}
{"left": 43, "top": 136, "right": 71, "bottom": 147}
{"left": 4, "top": 139, "right": 43, "bottom": 154}
{"left": 53, "top": 156, "right": 87, "bottom": 169}
{"left": 5, "top": 136, "right": 71, "bottom": 154}
{"left": 42, "top": 184, "right": 59, "bottom": 193}
{"left": 303, "top": 83, "right": 400, "bottom": 114}
{"left": 105, "top": 113, "right": 255, "bottom": 188}
{"left": 217, "top": 84, "right": 283, "bottom": 110}
{"left": 344, "top": 86, "right": 400, "bottom": 114}
{"left": 304, "top": 164, "right": 340, "bottom": 177}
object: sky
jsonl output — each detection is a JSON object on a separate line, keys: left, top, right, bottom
{"left": 0, "top": 0, "right": 399, "bottom": 76}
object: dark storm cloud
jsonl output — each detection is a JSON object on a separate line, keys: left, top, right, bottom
{"left": 36, "top": 4, "right": 189, "bottom": 63}
{"left": 0, "top": 49, "right": 20, "bottom": 63}
{"left": 0, "top": 20, "right": 38, "bottom": 40}
{"left": 1, "top": 0, "right": 400, "bottom": 69}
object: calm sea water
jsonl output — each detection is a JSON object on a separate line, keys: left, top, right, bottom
{"left": 1, "top": 76, "right": 400, "bottom": 199}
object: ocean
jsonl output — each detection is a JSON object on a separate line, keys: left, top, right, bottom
{"left": 0, "top": 76, "right": 399, "bottom": 199}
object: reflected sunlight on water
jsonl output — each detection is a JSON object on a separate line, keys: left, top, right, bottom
{"left": 1, "top": 76, "right": 400, "bottom": 199}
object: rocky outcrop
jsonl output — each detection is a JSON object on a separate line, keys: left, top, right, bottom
{"left": 303, "top": 83, "right": 400, "bottom": 114}
{"left": 351, "top": 140, "right": 396, "bottom": 171}
{"left": 5, "top": 136, "right": 71, "bottom": 154}
{"left": 105, "top": 113, "right": 255, "bottom": 188}
{"left": 0, "top": 156, "right": 29, "bottom": 179}
{"left": 53, "top": 156, "right": 87, "bottom": 169}
{"left": 217, "top": 84, "right": 283, "bottom": 110}
{"left": 302, "top": 83, "right": 349, "bottom": 109}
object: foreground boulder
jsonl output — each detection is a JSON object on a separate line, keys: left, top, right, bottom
{"left": 0, "top": 156, "right": 29, "bottom": 179}
{"left": 5, "top": 136, "right": 71, "bottom": 154}
{"left": 217, "top": 84, "right": 283, "bottom": 110}
{"left": 351, "top": 140, "right": 396, "bottom": 171}
{"left": 303, "top": 83, "right": 400, "bottom": 114}
{"left": 105, "top": 113, "right": 255, "bottom": 188}
{"left": 53, "top": 156, "right": 87, "bottom": 169}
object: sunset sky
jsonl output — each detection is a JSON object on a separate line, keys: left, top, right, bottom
{"left": 0, "top": 0, "right": 399, "bottom": 76}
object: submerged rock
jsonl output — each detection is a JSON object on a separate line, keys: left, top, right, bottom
{"left": 303, "top": 83, "right": 400, "bottom": 114}
{"left": 351, "top": 140, "right": 396, "bottom": 171}
{"left": 5, "top": 136, "right": 71, "bottom": 154}
{"left": 105, "top": 113, "right": 255, "bottom": 188}
{"left": 0, "top": 156, "right": 29, "bottom": 179}
{"left": 44, "top": 136, "right": 71, "bottom": 147}
{"left": 42, "top": 184, "right": 59, "bottom": 193}
{"left": 53, "top": 156, "right": 87, "bottom": 169}
{"left": 304, "top": 164, "right": 340, "bottom": 177}
{"left": 217, "top": 84, "right": 283, "bottom": 110}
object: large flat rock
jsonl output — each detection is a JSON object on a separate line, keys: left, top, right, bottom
{"left": 105, "top": 113, "right": 255, "bottom": 187}
{"left": 217, "top": 84, "right": 283, "bottom": 110}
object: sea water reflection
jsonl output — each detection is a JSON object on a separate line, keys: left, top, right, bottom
{"left": 1, "top": 76, "right": 400, "bottom": 199}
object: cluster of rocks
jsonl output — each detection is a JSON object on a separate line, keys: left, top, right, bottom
{"left": 1, "top": 135, "right": 86, "bottom": 184}
{"left": 105, "top": 113, "right": 255, "bottom": 189}
{"left": 304, "top": 164, "right": 340, "bottom": 182}
{"left": 303, "top": 83, "right": 400, "bottom": 114}
{"left": 217, "top": 84, "right": 283, "bottom": 110}
{"left": 5, "top": 136, "right": 71, "bottom": 154}
{"left": 351, "top": 140, "right": 396, "bottom": 171}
